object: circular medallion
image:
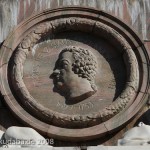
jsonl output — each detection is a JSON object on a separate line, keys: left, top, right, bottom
{"left": 0, "top": 7, "right": 149, "bottom": 141}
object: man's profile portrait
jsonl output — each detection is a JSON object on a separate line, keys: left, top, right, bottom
{"left": 50, "top": 46, "right": 98, "bottom": 102}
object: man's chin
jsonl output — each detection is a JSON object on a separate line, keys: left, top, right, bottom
{"left": 53, "top": 84, "right": 68, "bottom": 97}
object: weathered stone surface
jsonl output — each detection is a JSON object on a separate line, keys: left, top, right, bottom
{"left": 0, "top": 146, "right": 150, "bottom": 150}
{"left": 88, "top": 146, "right": 150, "bottom": 150}
{"left": 0, "top": 6, "right": 149, "bottom": 143}
{"left": 0, "top": 126, "right": 54, "bottom": 148}
{"left": 118, "top": 122, "right": 150, "bottom": 146}
{"left": 5, "top": 126, "right": 49, "bottom": 146}
{"left": 87, "top": 146, "right": 106, "bottom": 150}
{"left": 0, "top": 0, "right": 150, "bottom": 43}
{"left": 0, "top": 147, "right": 80, "bottom": 150}
{"left": 0, "top": 0, "right": 150, "bottom": 146}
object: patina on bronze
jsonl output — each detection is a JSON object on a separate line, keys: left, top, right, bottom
{"left": 0, "top": 7, "right": 149, "bottom": 141}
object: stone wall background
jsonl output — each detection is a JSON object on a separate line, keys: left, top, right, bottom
{"left": 0, "top": 0, "right": 150, "bottom": 42}
{"left": 0, "top": 0, "right": 150, "bottom": 146}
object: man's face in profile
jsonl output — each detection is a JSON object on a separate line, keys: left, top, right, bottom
{"left": 50, "top": 47, "right": 97, "bottom": 101}
{"left": 50, "top": 51, "right": 75, "bottom": 93}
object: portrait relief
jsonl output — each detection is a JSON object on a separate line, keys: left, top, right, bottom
{"left": 1, "top": 6, "right": 145, "bottom": 142}
{"left": 50, "top": 46, "right": 98, "bottom": 102}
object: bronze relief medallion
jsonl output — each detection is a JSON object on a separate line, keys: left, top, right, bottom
{"left": 0, "top": 7, "right": 149, "bottom": 141}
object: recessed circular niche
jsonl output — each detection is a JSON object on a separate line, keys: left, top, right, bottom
{"left": 0, "top": 7, "right": 149, "bottom": 141}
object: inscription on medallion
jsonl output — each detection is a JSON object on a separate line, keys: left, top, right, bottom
{"left": 31, "top": 64, "right": 41, "bottom": 87}
{"left": 57, "top": 101, "right": 94, "bottom": 111}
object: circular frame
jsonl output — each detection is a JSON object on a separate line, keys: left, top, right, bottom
{"left": 0, "top": 7, "right": 149, "bottom": 141}
{"left": 12, "top": 17, "right": 139, "bottom": 127}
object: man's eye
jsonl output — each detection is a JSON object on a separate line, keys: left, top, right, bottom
{"left": 62, "top": 63, "right": 68, "bottom": 68}
{"left": 59, "top": 60, "right": 69, "bottom": 69}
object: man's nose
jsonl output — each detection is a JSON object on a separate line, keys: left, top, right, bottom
{"left": 53, "top": 69, "right": 60, "bottom": 75}
{"left": 50, "top": 69, "right": 60, "bottom": 79}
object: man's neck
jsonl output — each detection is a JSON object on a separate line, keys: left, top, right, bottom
{"left": 68, "top": 78, "right": 95, "bottom": 100}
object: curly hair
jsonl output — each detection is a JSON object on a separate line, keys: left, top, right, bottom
{"left": 60, "top": 46, "right": 98, "bottom": 92}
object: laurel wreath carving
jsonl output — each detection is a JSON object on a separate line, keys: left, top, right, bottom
{"left": 12, "top": 17, "right": 139, "bottom": 127}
